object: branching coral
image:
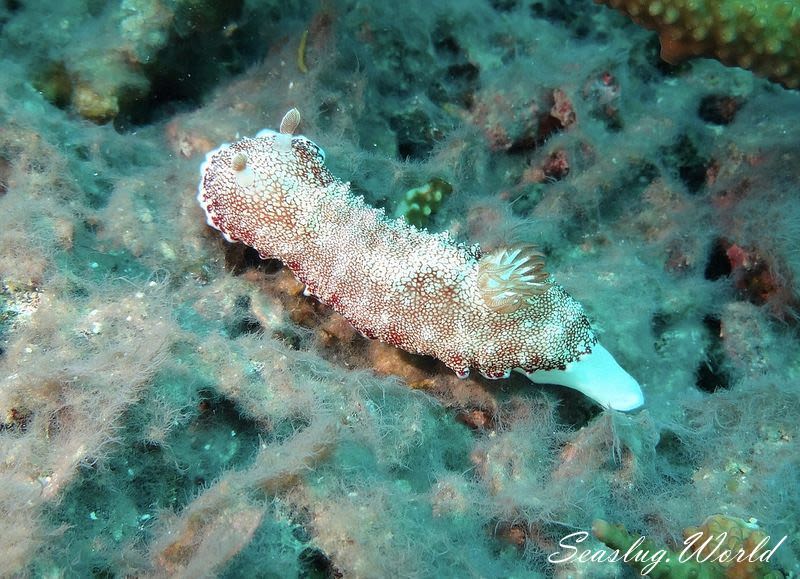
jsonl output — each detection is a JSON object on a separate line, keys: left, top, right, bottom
{"left": 595, "top": 0, "right": 800, "bottom": 88}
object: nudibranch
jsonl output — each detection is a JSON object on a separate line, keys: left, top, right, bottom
{"left": 198, "top": 109, "right": 644, "bottom": 411}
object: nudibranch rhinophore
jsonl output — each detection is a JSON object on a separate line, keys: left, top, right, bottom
{"left": 198, "top": 110, "right": 644, "bottom": 411}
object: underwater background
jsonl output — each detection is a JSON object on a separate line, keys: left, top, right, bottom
{"left": 0, "top": 0, "right": 799, "bottom": 576}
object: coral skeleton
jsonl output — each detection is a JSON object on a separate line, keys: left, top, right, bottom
{"left": 198, "top": 110, "right": 644, "bottom": 411}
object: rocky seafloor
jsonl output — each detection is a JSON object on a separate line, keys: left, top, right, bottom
{"left": 0, "top": 0, "right": 799, "bottom": 576}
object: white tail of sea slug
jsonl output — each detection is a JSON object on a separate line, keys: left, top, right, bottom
{"left": 197, "top": 109, "right": 644, "bottom": 412}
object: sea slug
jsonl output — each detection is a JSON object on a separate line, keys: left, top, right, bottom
{"left": 198, "top": 110, "right": 644, "bottom": 411}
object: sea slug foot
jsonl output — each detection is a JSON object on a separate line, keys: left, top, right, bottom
{"left": 522, "top": 343, "right": 644, "bottom": 411}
